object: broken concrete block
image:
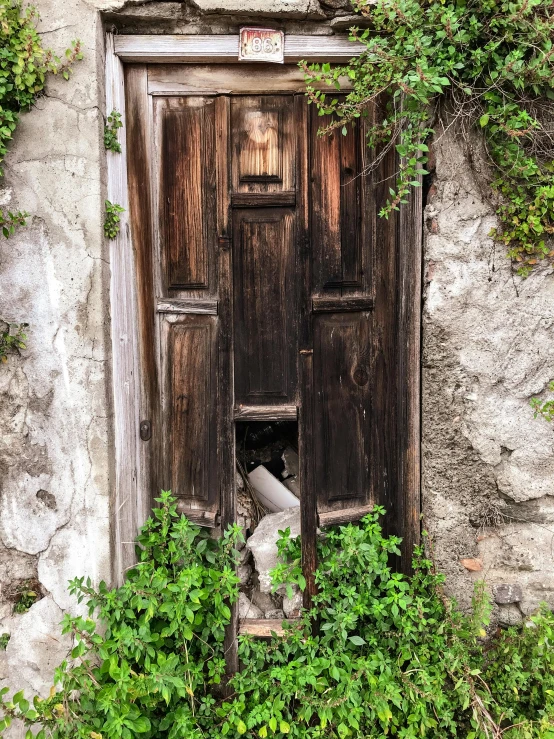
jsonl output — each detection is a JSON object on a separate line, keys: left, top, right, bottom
{"left": 246, "top": 508, "right": 301, "bottom": 593}
{"left": 238, "top": 592, "right": 263, "bottom": 620}
{"left": 282, "top": 447, "right": 299, "bottom": 479}
{"left": 238, "top": 565, "right": 252, "bottom": 587}
{"left": 248, "top": 465, "right": 299, "bottom": 513}
{"left": 494, "top": 583, "right": 523, "bottom": 604}
{"left": 251, "top": 590, "right": 278, "bottom": 613}
{"left": 265, "top": 609, "right": 285, "bottom": 620}
{"left": 283, "top": 589, "right": 303, "bottom": 618}
{"left": 282, "top": 476, "right": 300, "bottom": 498}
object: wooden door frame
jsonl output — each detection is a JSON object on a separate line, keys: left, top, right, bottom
{"left": 105, "top": 32, "right": 422, "bottom": 585}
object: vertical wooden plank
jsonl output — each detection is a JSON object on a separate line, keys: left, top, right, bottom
{"left": 369, "top": 100, "right": 399, "bottom": 541}
{"left": 339, "top": 123, "right": 361, "bottom": 291}
{"left": 233, "top": 208, "right": 297, "bottom": 405}
{"left": 217, "top": 96, "right": 238, "bottom": 678}
{"left": 160, "top": 98, "right": 216, "bottom": 290}
{"left": 163, "top": 316, "right": 218, "bottom": 511}
{"left": 312, "top": 313, "right": 371, "bottom": 514}
{"left": 296, "top": 95, "right": 318, "bottom": 610}
{"left": 125, "top": 65, "right": 158, "bottom": 515}
{"left": 310, "top": 107, "right": 342, "bottom": 293}
{"left": 398, "top": 161, "right": 422, "bottom": 571}
{"left": 231, "top": 96, "right": 295, "bottom": 193}
{"left": 106, "top": 35, "right": 144, "bottom": 584}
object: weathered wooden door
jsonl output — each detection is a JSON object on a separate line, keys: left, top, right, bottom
{"left": 125, "top": 64, "right": 421, "bottom": 601}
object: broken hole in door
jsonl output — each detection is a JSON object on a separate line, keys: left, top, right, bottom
{"left": 235, "top": 421, "right": 303, "bottom": 623}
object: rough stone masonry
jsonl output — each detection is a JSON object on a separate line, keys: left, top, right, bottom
{"left": 0, "top": 2, "right": 553, "bottom": 733}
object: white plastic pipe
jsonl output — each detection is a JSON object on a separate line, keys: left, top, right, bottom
{"left": 247, "top": 465, "right": 300, "bottom": 513}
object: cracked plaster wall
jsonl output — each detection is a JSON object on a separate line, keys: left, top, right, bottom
{"left": 0, "top": 1, "right": 552, "bottom": 733}
{"left": 423, "top": 123, "right": 554, "bottom": 623}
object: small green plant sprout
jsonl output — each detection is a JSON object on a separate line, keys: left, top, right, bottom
{"left": 0, "top": 320, "right": 28, "bottom": 364}
{"left": 0, "top": 210, "right": 28, "bottom": 238}
{"left": 12, "top": 581, "right": 39, "bottom": 615}
{"left": 104, "top": 109, "right": 123, "bottom": 153}
{"left": 0, "top": 634, "right": 9, "bottom": 651}
{"left": 530, "top": 380, "right": 554, "bottom": 422}
{"left": 104, "top": 200, "right": 125, "bottom": 239}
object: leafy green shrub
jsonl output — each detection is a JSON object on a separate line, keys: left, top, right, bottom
{"left": 0, "top": 492, "right": 553, "bottom": 738}
{"left": 303, "top": 0, "right": 554, "bottom": 274}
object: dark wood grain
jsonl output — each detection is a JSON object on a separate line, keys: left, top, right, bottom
{"left": 397, "top": 138, "right": 423, "bottom": 572}
{"left": 312, "top": 312, "right": 372, "bottom": 513}
{"left": 160, "top": 98, "right": 216, "bottom": 290}
{"left": 318, "top": 505, "right": 374, "bottom": 527}
{"left": 369, "top": 98, "right": 401, "bottom": 545}
{"left": 231, "top": 192, "right": 296, "bottom": 208}
{"left": 176, "top": 503, "right": 219, "bottom": 527}
{"left": 310, "top": 108, "right": 342, "bottom": 293}
{"left": 233, "top": 208, "right": 298, "bottom": 406}
{"left": 216, "top": 97, "right": 239, "bottom": 679}
{"left": 312, "top": 296, "right": 374, "bottom": 313}
{"left": 234, "top": 405, "right": 298, "bottom": 421}
{"left": 231, "top": 96, "right": 295, "bottom": 193}
{"left": 166, "top": 316, "right": 218, "bottom": 511}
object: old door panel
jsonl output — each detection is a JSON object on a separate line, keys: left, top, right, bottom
{"left": 158, "top": 96, "right": 217, "bottom": 292}
{"left": 231, "top": 96, "right": 295, "bottom": 194}
{"left": 310, "top": 104, "right": 370, "bottom": 295}
{"left": 161, "top": 314, "right": 219, "bottom": 522}
{"left": 233, "top": 208, "right": 298, "bottom": 405}
{"left": 312, "top": 312, "right": 372, "bottom": 515}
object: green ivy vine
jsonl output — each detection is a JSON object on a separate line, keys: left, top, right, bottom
{"left": 0, "top": 0, "right": 82, "bottom": 364}
{"left": 0, "top": 0, "right": 81, "bottom": 229}
{"left": 104, "top": 110, "right": 122, "bottom": 153}
{"left": 303, "top": 0, "right": 554, "bottom": 276}
{"left": 104, "top": 200, "right": 124, "bottom": 239}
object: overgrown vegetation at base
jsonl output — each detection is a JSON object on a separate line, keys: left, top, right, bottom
{"left": 1, "top": 492, "right": 553, "bottom": 738}
{"left": 303, "top": 0, "right": 554, "bottom": 275}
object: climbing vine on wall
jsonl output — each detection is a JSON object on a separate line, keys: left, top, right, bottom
{"left": 303, "top": 0, "right": 554, "bottom": 276}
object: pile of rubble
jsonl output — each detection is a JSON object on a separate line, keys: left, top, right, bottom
{"left": 235, "top": 423, "right": 302, "bottom": 621}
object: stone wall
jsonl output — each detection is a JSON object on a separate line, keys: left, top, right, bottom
{"left": 0, "top": 2, "right": 552, "bottom": 733}
{"left": 423, "top": 123, "right": 554, "bottom": 621}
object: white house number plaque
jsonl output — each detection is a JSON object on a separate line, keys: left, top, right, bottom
{"left": 239, "top": 28, "right": 284, "bottom": 64}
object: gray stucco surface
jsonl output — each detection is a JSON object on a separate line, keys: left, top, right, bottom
{"left": 0, "top": 3, "right": 552, "bottom": 732}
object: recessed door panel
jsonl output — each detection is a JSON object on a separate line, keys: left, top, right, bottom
{"left": 233, "top": 208, "right": 297, "bottom": 405}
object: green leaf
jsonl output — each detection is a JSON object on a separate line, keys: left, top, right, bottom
{"left": 480, "top": 114, "right": 489, "bottom": 127}
{"left": 348, "top": 635, "right": 366, "bottom": 646}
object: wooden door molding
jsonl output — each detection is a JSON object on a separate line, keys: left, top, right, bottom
{"left": 105, "top": 33, "right": 422, "bottom": 592}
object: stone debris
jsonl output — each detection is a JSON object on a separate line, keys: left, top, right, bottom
{"left": 246, "top": 508, "right": 301, "bottom": 594}
{"left": 494, "top": 583, "right": 523, "bottom": 605}
{"left": 283, "top": 589, "right": 303, "bottom": 619}
{"left": 238, "top": 592, "right": 263, "bottom": 620}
